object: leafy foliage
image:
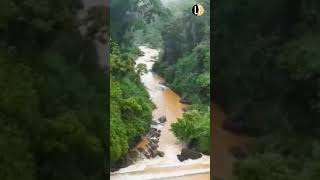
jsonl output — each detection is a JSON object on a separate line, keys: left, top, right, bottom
{"left": 0, "top": 1, "right": 107, "bottom": 179}
{"left": 110, "top": 0, "right": 169, "bottom": 48}
{"left": 110, "top": 44, "right": 154, "bottom": 165}
{"left": 153, "top": 0, "right": 210, "bottom": 105}
{"left": 0, "top": 123, "right": 35, "bottom": 180}
{"left": 151, "top": 0, "right": 210, "bottom": 153}
{"left": 171, "top": 109, "right": 210, "bottom": 154}
{"left": 234, "top": 153, "right": 293, "bottom": 180}
{"left": 214, "top": 0, "right": 320, "bottom": 179}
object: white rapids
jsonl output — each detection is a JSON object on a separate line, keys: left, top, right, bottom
{"left": 110, "top": 46, "right": 210, "bottom": 180}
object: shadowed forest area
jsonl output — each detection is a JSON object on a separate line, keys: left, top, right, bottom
{"left": 214, "top": 0, "right": 320, "bottom": 179}
{"left": 0, "top": 1, "right": 108, "bottom": 179}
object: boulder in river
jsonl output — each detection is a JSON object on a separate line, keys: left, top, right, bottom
{"left": 149, "top": 141, "right": 159, "bottom": 150}
{"left": 148, "top": 129, "right": 161, "bottom": 138}
{"left": 148, "top": 128, "right": 157, "bottom": 136}
{"left": 177, "top": 154, "right": 184, "bottom": 162}
{"left": 143, "top": 150, "right": 151, "bottom": 159}
{"left": 138, "top": 50, "right": 145, "bottom": 56}
{"left": 151, "top": 120, "right": 158, "bottom": 125}
{"left": 150, "top": 138, "right": 159, "bottom": 144}
{"left": 155, "top": 131, "right": 161, "bottom": 138}
{"left": 156, "top": 86, "right": 165, "bottom": 91}
{"left": 157, "top": 150, "right": 165, "bottom": 157}
{"left": 179, "top": 99, "right": 190, "bottom": 104}
{"left": 177, "top": 148, "right": 202, "bottom": 162}
{"left": 158, "top": 116, "right": 167, "bottom": 123}
{"left": 150, "top": 149, "right": 158, "bottom": 158}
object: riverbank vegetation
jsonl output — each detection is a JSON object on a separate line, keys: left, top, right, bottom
{"left": 214, "top": 0, "right": 320, "bottom": 179}
{"left": 110, "top": 0, "right": 211, "bottom": 165}
{"left": 153, "top": 0, "right": 210, "bottom": 154}
{"left": 171, "top": 109, "right": 210, "bottom": 154}
{"left": 109, "top": 0, "right": 167, "bottom": 167}
{"left": 110, "top": 43, "right": 154, "bottom": 165}
{"left": 0, "top": 1, "right": 107, "bottom": 179}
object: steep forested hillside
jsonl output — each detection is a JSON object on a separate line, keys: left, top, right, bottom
{"left": 0, "top": 1, "right": 107, "bottom": 179}
{"left": 109, "top": 0, "right": 167, "bottom": 167}
{"left": 214, "top": 0, "right": 320, "bottom": 179}
{"left": 110, "top": 43, "right": 154, "bottom": 165}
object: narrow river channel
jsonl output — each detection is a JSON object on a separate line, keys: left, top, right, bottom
{"left": 111, "top": 46, "right": 210, "bottom": 180}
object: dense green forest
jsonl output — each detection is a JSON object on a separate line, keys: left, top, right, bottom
{"left": 153, "top": 0, "right": 210, "bottom": 154}
{"left": 214, "top": 0, "right": 320, "bottom": 179}
{"left": 110, "top": 0, "right": 211, "bottom": 166}
{"left": 0, "top": 1, "right": 107, "bottom": 179}
{"left": 110, "top": 0, "right": 168, "bottom": 48}
{"left": 109, "top": 0, "right": 166, "bottom": 167}
{"left": 109, "top": 43, "right": 154, "bottom": 165}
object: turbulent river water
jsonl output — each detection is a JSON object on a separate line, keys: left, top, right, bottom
{"left": 111, "top": 46, "right": 210, "bottom": 180}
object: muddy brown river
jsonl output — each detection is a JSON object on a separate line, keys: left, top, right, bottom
{"left": 110, "top": 46, "right": 252, "bottom": 180}
{"left": 111, "top": 46, "right": 210, "bottom": 180}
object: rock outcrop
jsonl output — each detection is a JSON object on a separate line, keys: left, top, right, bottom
{"left": 116, "top": 116, "right": 167, "bottom": 169}
{"left": 158, "top": 116, "right": 166, "bottom": 123}
{"left": 179, "top": 99, "right": 190, "bottom": 104}
{"left": 177, "top": 148, "right": 202, "bottom": 162}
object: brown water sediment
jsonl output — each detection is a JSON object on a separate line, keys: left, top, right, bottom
{"left": 212, "top": 104, "right": 253, "bottom": 179}
{"left": 110, "top": 45, "right": 251, "bottom": 179}
{"left": 111, "top": 46, "right": 210, "bottom": 180}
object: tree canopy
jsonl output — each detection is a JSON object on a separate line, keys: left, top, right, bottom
{"left": 0, "top": 1, "right": 107, "bottom": 179}
{"left": 214, "top": 0, "right": 320, "bottom": 179}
